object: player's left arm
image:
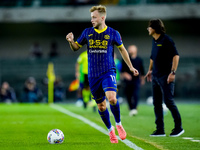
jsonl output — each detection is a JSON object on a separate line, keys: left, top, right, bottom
{"left": 118, "top": 45, "right": 139, "bottom": 76}
{"left": 167, "top": 55, "right": 179, "bottom": 84}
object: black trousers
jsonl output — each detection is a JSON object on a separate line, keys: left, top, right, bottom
{"left": 124, "top": 79, "right": 140, "bottom": 110}
{"left": 152, "top": 75, "right": 182, "bottom": 131}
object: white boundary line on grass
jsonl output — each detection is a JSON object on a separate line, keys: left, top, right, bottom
{"left": 50, "top": 104, "right": 144, "bottom": 150}
{"left": 182, "top": 137, "right": 200, "bottom": 143}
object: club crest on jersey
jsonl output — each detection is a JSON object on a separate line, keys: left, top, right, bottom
{"left": 104, "top": 35, "right": 110, "bottom": 39}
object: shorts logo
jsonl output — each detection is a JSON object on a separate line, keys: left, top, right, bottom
{"left": 104, "top": 35, "right": 110, "bottom": 39}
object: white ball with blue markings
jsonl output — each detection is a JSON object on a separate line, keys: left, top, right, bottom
{"left": 47, "top": 129, "right": 64, "bottom": 144}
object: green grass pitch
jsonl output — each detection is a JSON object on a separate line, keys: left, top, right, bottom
{"left": 0, "top": 102, "right": 199, "bottom": 150}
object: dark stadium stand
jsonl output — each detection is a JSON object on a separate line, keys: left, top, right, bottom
{"left": 0, "top": 56, "right": 200, "bottom": 102}
{"left": 0, "top": 0, "right": 199, "bottom": 8}
{"left": 0, "top": 57, "right": 77, "bottom": 101}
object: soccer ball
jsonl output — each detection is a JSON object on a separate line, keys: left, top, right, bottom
{"left": 47, "top": 129, "right": 64, "bottom": 144}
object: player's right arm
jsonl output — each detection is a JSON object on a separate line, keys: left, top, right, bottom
{"left": 66, "top": 32, "right": 80, "bottom": 51}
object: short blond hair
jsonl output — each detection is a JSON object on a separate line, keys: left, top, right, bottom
{"left": 90, "top": 5, "right": 106, "bottom": 17}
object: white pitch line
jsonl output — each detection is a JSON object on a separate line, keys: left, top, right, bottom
{"left": 50, "top": 104, "right": 144, "bottom": 150}
{"left": 182, "top": 137, "right": 193, "bottom": 140}
{"left": 191, "top": 140, "right": 200, "bottom": 142}
{"left": 182, "top": 137, "right": 200, "bottom": 143}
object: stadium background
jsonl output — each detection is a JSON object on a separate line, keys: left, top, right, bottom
{"left": 0, "top": 0, "right": 200, "bottom": 102}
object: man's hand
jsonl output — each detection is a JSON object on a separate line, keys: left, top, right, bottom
{"left": 144, "top": 70, "right": 152, "bottom": 82}
{"left": 130, "top": 68, "right": 139, "bottom": 76}
{"left": 122, "top": 72, "right": 132, "bottom": 81}
{"left": 66, "top": 32, "right": 74, "bottom": 42}
{"left": 167, "top": 73, "right": 175, "bottom": 84}
{"left": 66, "top": 32, "right": 80, "bottom": 51}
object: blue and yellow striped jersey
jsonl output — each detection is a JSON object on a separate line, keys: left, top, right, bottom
{"left": 76, "top": 26, "right": 123, "bottom": 78}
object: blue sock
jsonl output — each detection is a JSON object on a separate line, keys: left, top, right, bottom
{"left": 110, "top": 100, "right": 121, "bottom": 123}
{"left": 98, "top": 108, "right": 112, "bottom": 129}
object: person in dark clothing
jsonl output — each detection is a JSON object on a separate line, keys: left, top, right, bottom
{"left": 22, "top": 77, "right": 43, "bottom": 103}
{"left": 145, "top": 19, "right": 184, "bottom": 137}
{"left": 0, "top": 81, "right": 17, "bottom": 103}
{"left": 30, "top": 42, "right": 43, "bottom": 59}
{"left": 54, "top": 77, "right": 65, "bottom": 102}
{"left": 121, "top": 45, "right": 145, "bottom": 116}
{"left": 48, "top": 41, "right": 59, "bottom": 58}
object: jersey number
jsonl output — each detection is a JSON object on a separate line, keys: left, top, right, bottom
{"left": 110, "top": 75, "right": 116, "bottom": 83}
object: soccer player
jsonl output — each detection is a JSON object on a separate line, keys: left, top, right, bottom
{"left": 145, "top": 19, "right": 184, "bottom": 137}
{"left": 66, "top": 5, "right": 139, "bottom": 143}
{"left": 76, "top": 50, "right": 93, "bottom": 109}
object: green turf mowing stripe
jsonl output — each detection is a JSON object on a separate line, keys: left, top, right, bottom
{"left": 50, "top": 104, "right": 144, "bottom": 150}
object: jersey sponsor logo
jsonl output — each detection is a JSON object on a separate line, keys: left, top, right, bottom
{"left": 104, "top": 35, "right": 110, "bottom": 39}
{"left": 89, "top": 39, "right": 108, "bottom": 49}
{"left": 89, "top": 49, "right": 107, "bottom": 53}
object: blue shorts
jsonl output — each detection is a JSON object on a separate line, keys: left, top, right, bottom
{"left": 89, "top": 71, "right": 117, "bottom": 104}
